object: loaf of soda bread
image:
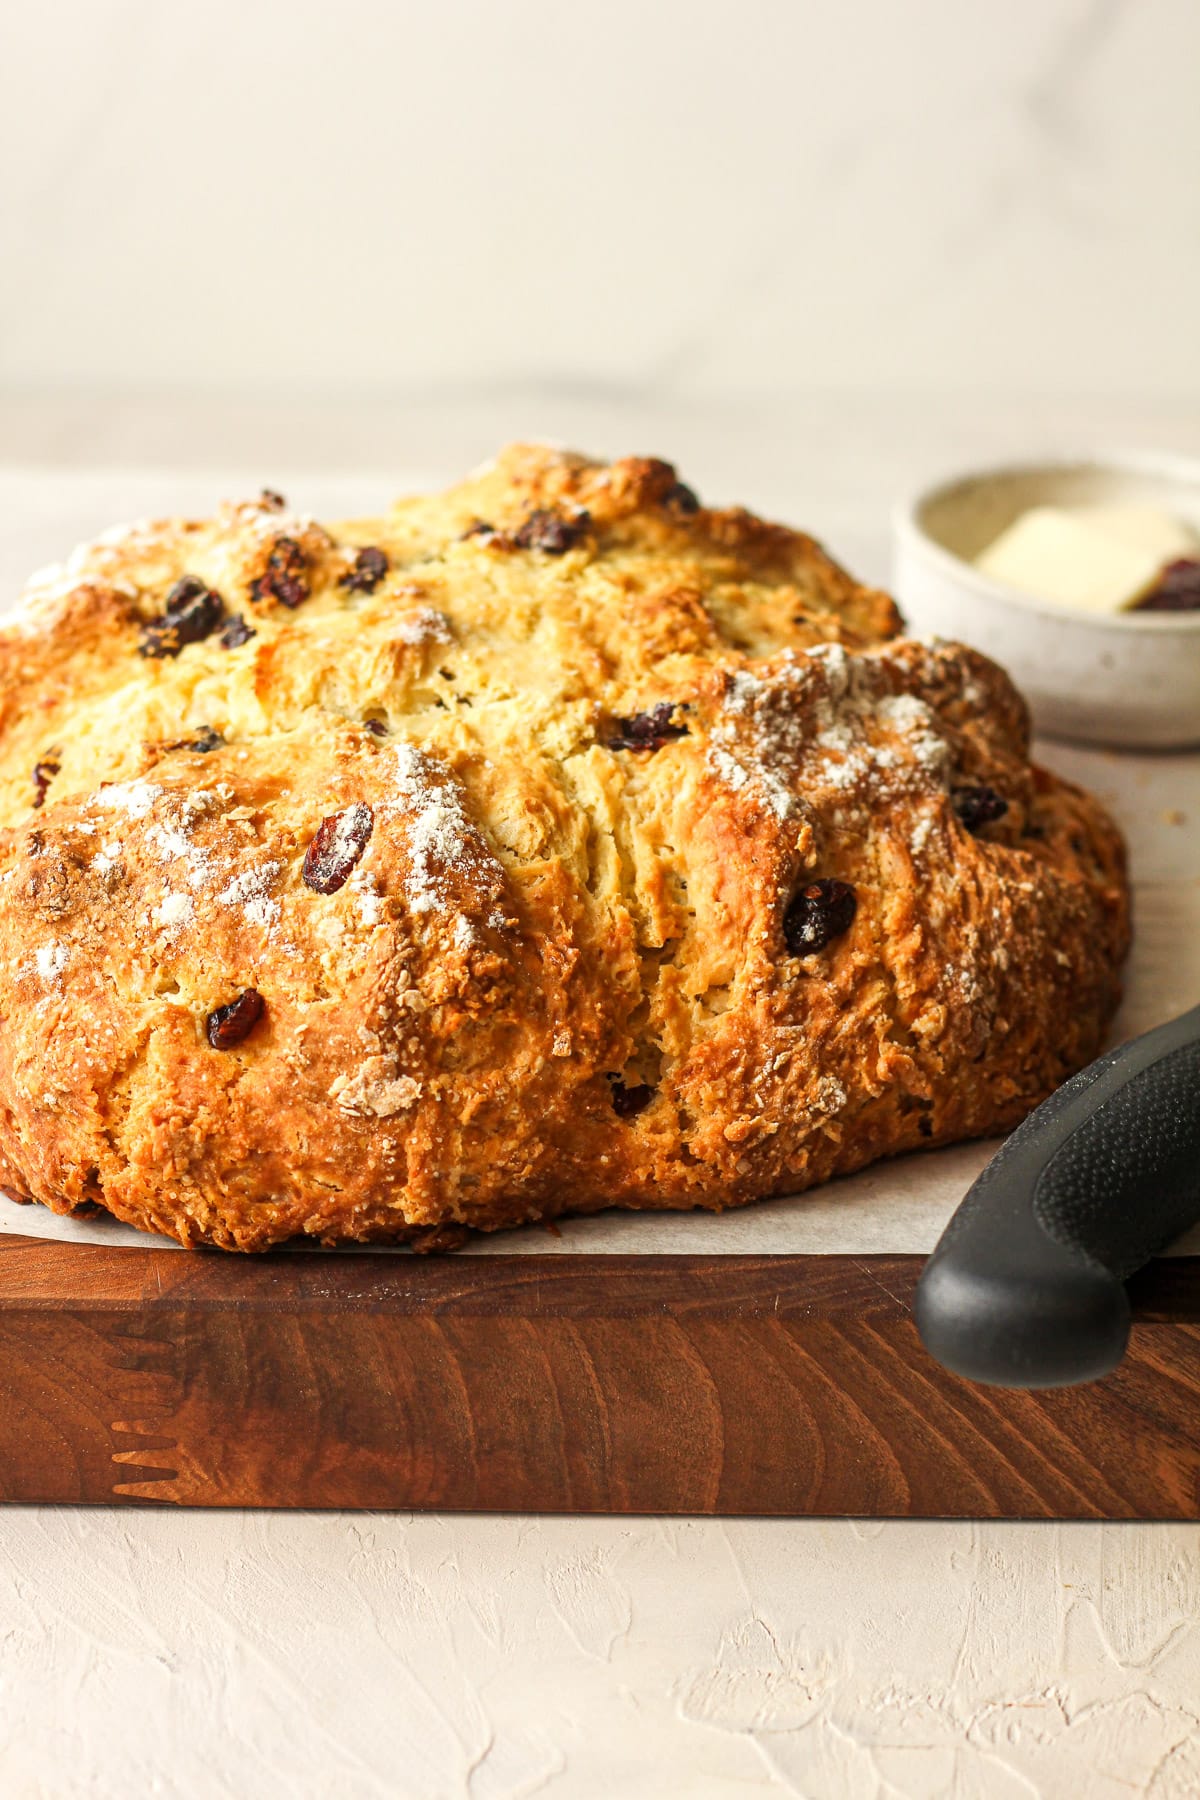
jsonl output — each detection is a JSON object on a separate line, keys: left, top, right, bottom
{"left": 0, "top": 446, "right": 1129, "bottom": 1249}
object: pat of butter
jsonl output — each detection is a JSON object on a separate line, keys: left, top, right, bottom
{"left": 975, "top": 504, "right": 1199, "bottom": 614}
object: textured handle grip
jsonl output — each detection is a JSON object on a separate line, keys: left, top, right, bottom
{"left": 915, "top": 1004, "right": 1200, "bottom": 1389}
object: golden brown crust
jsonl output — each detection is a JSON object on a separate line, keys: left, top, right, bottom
{"left": 0, "top": 445, "right": 1129, "bottom": 1249}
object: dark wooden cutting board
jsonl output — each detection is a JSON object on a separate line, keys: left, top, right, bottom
{"left": 2, "top": 1236, "right": 1197, "bottom": 1516}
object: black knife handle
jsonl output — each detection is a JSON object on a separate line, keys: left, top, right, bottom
{"left": 915, "top": 1003, "right": 1200, "bottom": 1389}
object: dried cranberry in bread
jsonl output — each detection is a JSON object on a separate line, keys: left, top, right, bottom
{"left": 0, "top": 446, "right": 1128, "bottom": 1249}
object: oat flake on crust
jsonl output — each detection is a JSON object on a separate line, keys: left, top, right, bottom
{"left": 0, "top": 444, "right": 1129, "bottom": 1250}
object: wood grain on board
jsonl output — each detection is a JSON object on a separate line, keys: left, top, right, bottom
{"left": 1, "top": 1237, "right": 1196, "bottom": 1518}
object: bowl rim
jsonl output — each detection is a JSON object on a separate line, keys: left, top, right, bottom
{"left": 893, "top": 450, "right": 1200, "bottom": 634}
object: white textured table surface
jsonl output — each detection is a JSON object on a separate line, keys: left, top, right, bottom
{"left": 1, "top": 394, "right": 1198, "bottom": 1800}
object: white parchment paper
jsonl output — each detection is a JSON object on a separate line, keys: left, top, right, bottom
{"left": 3, "top": 1141, "right": 1197, "bottom": 1256}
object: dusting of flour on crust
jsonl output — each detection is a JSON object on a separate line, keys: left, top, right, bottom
{"left": 394, "top": 607, "right": 453, "bottom": 647}
{"left": 94, "top": 780, "right": 163, "bottom": 820}
{"left": 708, "top": 643, "right": 953, "bottom": 816}
{"left": 78, "top": 783, "right": 289, "bottom": 940}
{"left": 347, "top": 866, "right": 385, "bottom": 928}
{"left": 216, "top": 862, "right": 283, "bottom": 931}
{"left": 32, "top": 943, "right": 70, "bottom": 984}
{"left": 389, "top": 741, "right": 504, "bottom": 931}
{"left": 152, "top": 893, "right": 194, "bottom": 932}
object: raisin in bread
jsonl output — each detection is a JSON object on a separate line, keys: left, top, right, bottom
{"left": 0, "top": 446, "right": 1129, "bottom": 1250}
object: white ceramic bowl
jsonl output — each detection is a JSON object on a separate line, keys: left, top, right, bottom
{"left": 892, "top": 453, "right": 1200, "bottom": 748}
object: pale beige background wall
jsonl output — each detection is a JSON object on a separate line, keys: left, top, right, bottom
{"left": 3, "top": 0, "right": 1198, "bottom": 402}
